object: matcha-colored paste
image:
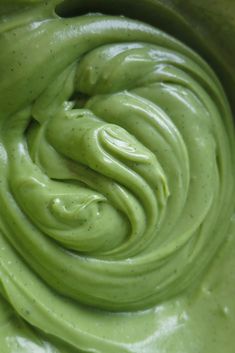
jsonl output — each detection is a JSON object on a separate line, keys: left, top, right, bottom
{"left": 0, "top": 1, "right": 234, "bottom": 352}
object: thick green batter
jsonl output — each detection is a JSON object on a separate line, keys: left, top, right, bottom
{"left": 0, "top": 0, "right": 234, "bottom": 352}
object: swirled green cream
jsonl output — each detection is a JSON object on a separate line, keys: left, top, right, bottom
{"left": 0, "top": 0, "right": 235, "bottom": 352}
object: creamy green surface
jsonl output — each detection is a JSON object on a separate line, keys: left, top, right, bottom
{"left": 0, "top": 0, "right": 235, "bottom": 352}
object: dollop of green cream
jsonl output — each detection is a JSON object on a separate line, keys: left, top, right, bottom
{"left": 0, "top": 1, "right": 234, "bottom": 352}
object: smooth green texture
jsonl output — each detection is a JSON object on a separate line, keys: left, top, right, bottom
{"left": 0, "top": 0, "right": 234, "bottom": 352}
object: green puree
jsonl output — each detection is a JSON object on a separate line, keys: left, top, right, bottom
{"left": 0, "top": 0, "right": 234, "bottom": 352}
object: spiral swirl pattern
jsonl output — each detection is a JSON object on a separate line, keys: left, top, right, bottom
{"left": 0, "top": 2, "right": 234, "bottom": 350}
